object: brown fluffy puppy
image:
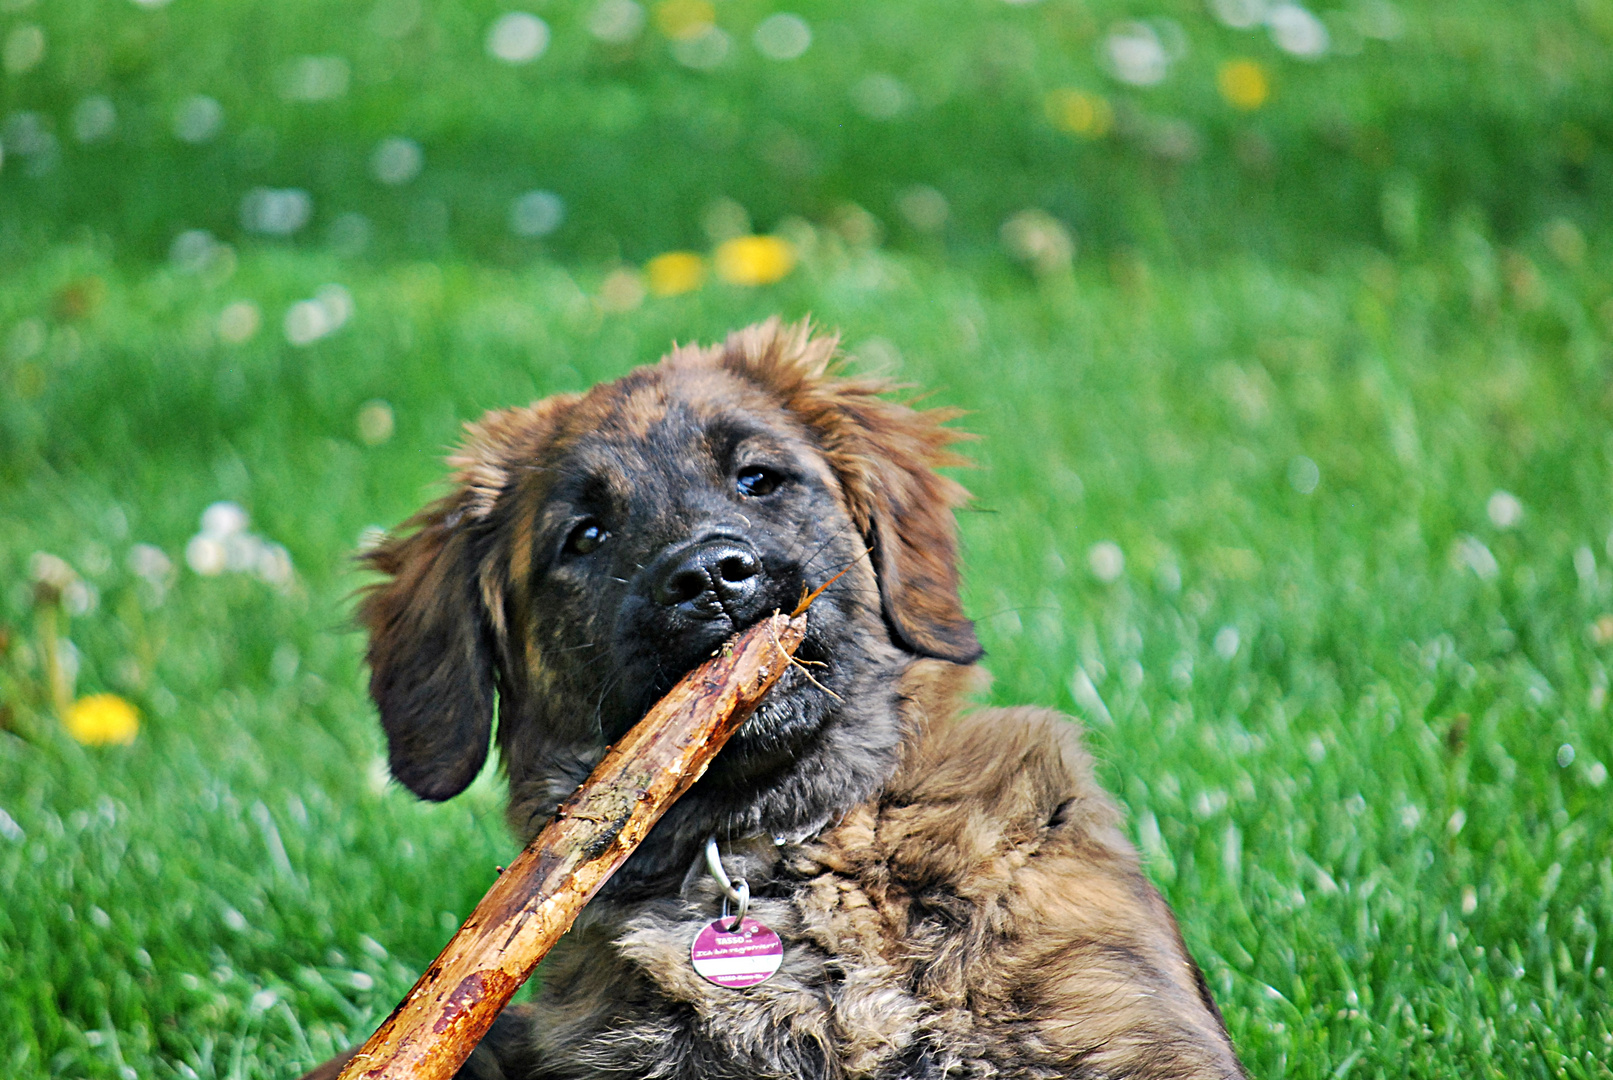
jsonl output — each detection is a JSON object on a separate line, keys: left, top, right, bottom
{"left": 307, "top": 321, "right": 1244, "bottom": 1080}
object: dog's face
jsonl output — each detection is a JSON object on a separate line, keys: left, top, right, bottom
{"left": 359, "top": 322, "right": 980, "bottom": 884}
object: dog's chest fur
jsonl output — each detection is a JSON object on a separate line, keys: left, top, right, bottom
{"left": 483, "top": 664, "right": 1241, "bottom": 1080}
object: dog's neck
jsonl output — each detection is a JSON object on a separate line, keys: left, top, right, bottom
{"left": 502, "top": 656, "right": 982, "bottom": 902}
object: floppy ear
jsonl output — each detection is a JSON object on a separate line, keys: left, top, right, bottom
{"left": 855, "top": 441, "right": 983, "bottom": 663}
{"left": 715, "top": 320, "right": 984, "bottom": 664}
{"left": 357, "top": 395, "right": 580, "bottom": 801}
{"left": 358, "top": 498, "right": 497, "bottom": 801}
{"left": 824, "top": 389, "right": 985, "bottom": 665}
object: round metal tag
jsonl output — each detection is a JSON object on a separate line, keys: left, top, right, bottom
{"left": 689, "top": 917, "right": 784, "bottom": 989}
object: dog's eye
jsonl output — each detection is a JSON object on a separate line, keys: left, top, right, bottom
{"left": 735, "top": 466, "right": 783, "bottom": 498}
{"left": 563, "top": 520, "right": 609, "bottom": 556}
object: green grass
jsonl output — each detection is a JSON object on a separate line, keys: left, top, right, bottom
{"left": 4, "top": 0, "right": 1610, "bottom": 263}
{"left": 5, "top": 233, "right": 1611, "bottom": 1079}
{"left": 4, "top": 0, "right": 1613, "bottom": 1077}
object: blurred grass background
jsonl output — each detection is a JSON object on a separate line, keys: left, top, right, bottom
{"left": 2, "top": 1, "right": 1612, "bottom": 1077}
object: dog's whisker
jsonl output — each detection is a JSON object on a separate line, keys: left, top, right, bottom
{"left": 588, "top": 668, "right": 630, "bottom": 736}
{"left": 788, "top": 519, "right": 861, "bottom": 571}
{"left": 769, "top": 619, "right": 844, "bottom": 702}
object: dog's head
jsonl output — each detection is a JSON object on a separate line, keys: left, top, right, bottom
{"left": 359, "top": 320, "right": 979, "bottom": 882}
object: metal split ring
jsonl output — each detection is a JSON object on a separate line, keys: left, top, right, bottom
{"left": 704, "top": 836, "right": 750, "bottom": 931}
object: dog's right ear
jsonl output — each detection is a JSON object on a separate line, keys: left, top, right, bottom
{"left": 358, "top": 395, "right": 580, "bottom": 801}
{"left": 358, "top": 498, "right": 497, "bottom": 801}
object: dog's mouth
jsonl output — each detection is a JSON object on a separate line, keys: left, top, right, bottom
{"left": 604, "top": 611, "right": 840, "bottom": 755}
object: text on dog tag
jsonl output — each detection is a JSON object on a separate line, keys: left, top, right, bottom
{"left": 690, "top": 917, "right": 783, "bottom": 989}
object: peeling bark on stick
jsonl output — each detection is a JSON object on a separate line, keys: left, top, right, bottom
{"left": 336, "top": 611, "right": 807, "bottom": 1080}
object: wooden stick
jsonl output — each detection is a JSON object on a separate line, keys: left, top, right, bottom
{"left": 335, "top": 611, "right": 808, "bottom": 1080}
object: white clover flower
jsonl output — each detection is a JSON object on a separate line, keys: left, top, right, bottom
{"left": 256, "top": 543, "right": 295, "bottom": 587}
{"left": 1288, "top": 455, "right": 1320, "bottom": 494}
{"left": 127, "top": 543, "right": 173, "bottom": 586}
{"left": 217, "top": 301, "right": 261, "bottom": 344}
{"left": 357, "top": 401, "right": 395, "bottom": 446}
{"left": 1210, "top": 0, "right": 1268, "bottom": 30}
{"left": 30, "top": 552, "right": 76, "bottom": 590}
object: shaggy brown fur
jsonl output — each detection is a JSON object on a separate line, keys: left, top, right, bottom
{"left": 304, "top": 321, "right": 1244, "bottom": 1079}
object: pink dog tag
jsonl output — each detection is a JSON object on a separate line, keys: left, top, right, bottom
{"left": 690, "top": 917, "right": 784, "bottom": 989}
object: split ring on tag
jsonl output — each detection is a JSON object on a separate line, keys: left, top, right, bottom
{"left": 704, "top": 836, "right": 750, "bottom": 930}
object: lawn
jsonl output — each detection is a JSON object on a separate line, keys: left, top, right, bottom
{"left": 2, "top": 1, "right": 1612, "bottom": 1078}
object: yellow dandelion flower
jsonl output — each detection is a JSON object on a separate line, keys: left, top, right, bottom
{"left": 64, "top": 693, "right": 140, "bottom": 746}
{"left": 1217, "top": 59, "right": 1270, "bottom": 111}
{"left": 1043, "top": 89, "right": 1113, "bottom": 139}
{"left": 645, "top": 252, "right": 707, "bottom": 296}
{"left": 654, "top": 0, "right": 715, "bottom": 41}
{"left": 714, "top": 236, "right": 797, "bottom": 287}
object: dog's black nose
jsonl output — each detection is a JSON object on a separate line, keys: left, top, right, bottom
{"left": 653, "top": 540, "right": 762, "bottom": 618}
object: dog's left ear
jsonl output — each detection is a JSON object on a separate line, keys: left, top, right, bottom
{"left": 826, "top": 391, "right": 984, "bottom": 665}
{"left": 717, "top": 321, "right": 983, "bottom": 665}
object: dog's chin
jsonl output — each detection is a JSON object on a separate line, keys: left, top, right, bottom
{"left": 604, "top": 637, "right": 839, "bottom": 769}
{"left": 574, "top": 619, "right": 903, "bottom": 898}
{"left": 708, "top": 666, "right": 837, "bottom": 782}
{"left": 605, "top": 600, "right": 836, "bottom": 735}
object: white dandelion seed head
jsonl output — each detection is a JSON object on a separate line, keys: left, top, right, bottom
{"left": 276, "top": 55, "right": 351, "bottom": 102}
{"left": 1268, "top": 4, "right": 1329, "bottom": 58}
{"left": 1210, "top": 0, "right": 1269, "bottom": 30}
{"left": 1288, "top": 455, "right": 1320, "bottom": 494}
{"left": 510, "top": 190, "right": 565, "bottom": 237}
{"left": 1088, "top": 541, "right": 1125, "bottom": 583}
{"left": 72, "top": 96, "right": 117, "bottom": 143}
{"left": 1486, "top": 490, "right": 1522, "bottom": 529}
{"left": 370, "top": 137, "right": 423, "bottom": 185}
{"left": 1103, "top": 22, "right": 1170, "bottom": 86}
{"left": 487, "top": 12, "right": 551, "bottom": 63}
{"left": 589, "top": 0, "right": 645, "bottom": 43}
{"left": 172, "top": 95, "right": 224, "bottom": 143}
{"left": 1214, "top": 625, "right": 1241, "bottom": 659}
{"left": 200, "top": 501, "right": 249, "bottom": 539}
{"left": 672, "top": 26, "right": 730, "bottom": 70}
{"left": 753, "top": 13, "right": 811, "bottom": 61}
{"left": 240, "top": 187, "right": 312, "bottom": 236}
